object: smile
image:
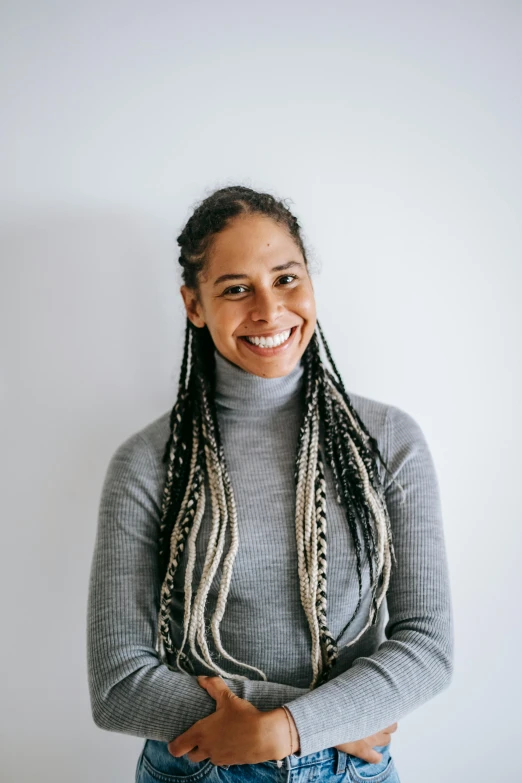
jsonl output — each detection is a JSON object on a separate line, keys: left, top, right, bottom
{"left": 245, "top": 328, "right": 292, "bottom": 347}
{"left": 238, "top": 326, "right": 298, "bottom": 354}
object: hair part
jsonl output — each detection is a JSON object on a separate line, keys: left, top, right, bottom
{"left": 177, "top": 185, "right": 311, "bottom": 292}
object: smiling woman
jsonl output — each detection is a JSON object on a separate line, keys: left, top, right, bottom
{"left": 179, "top": 211, "right": 316, "bottom": 379}
{"left": 87, "top": 185, "right": 453, "bottom": 783}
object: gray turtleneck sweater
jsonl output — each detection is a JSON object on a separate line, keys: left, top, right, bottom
{"left": 87, "top": 349, "right": 453, "bottom": 758}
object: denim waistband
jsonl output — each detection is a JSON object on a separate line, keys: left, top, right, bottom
{"left": 265, "top": 746, "right": 345, "bottom": 773}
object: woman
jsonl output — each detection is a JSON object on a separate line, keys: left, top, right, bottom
{"left": 87, "top": 186, "right": 453, "bottom": 783}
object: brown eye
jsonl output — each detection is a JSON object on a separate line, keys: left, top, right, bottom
{"left": 277, "top": 274, "right": 298, "bottom": 285}
{"left": 223, "top": 285, "right": 248, "bottom": 295}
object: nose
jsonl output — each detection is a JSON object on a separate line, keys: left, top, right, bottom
{"left": 250, "top": 287, "right": 283, "bottom": 324}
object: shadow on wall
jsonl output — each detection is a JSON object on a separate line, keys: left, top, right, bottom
{"left": 3, "top": 207, "right": 185, "bottom": 409}
{"left": 3, "top": 204, "right": 186, "bottom": 564}
{"left": 2, "top": 208, "right": 187, "bottom": 779}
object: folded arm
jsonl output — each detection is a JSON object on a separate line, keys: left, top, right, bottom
{"left": 282, "top": 405, "right": 454, "bottom": 757}
{"left": 87, "top": 432, "right": 310, "bottom": 741}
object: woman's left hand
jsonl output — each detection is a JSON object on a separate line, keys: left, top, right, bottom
{"left": 168, "top": 676, "right": 286, "bottom": 766}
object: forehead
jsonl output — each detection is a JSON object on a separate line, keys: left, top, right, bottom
{"left": 206, "top": 214, "right": 302, "bottom": 272}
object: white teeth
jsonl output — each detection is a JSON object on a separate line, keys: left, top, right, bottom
{"left": 245, "top": 328, "right": 292, "bottom": 348}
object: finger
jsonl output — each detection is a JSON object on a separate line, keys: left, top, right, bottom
{"left": 197, "top": 675, "right": 236, "bottom": 702}
{"left": 168, "top": 729, "right": 198, "bottom": 758}
{"left": 386, "top": 722, "right": 398, "bottom": 733}
{"left": 187, "top": 747, "right": 210, "bottom": 763}
{"left": 359, "top": 748, "right": 383, "bottom": 764}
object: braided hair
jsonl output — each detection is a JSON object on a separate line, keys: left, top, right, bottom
{"left": 156, "top": 185, "right": 400, "bottom": 689}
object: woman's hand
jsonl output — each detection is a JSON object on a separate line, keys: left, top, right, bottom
{"left": 334, "top": 722, "right": 398, "bottom": 763}
{"left": 167, "top": 676, "right": 288, "bottom": 766}
{"left": 168, "top": 674, "right": 397, "bottom": 767}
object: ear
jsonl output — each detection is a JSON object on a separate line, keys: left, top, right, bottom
{"left": 180, "top": 285, "right": 206, "bottom": 328}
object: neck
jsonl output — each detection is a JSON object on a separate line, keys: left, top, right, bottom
{"left": 213, "top": 349, "right": 305, "bottom": 412}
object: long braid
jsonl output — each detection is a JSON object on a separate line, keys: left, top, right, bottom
{"left": 158, "top": 325, "right": 192, "bottom": 573}
{"left": 312, "top": 325, "right": 401, "bottom": 684}
{"left": 313, "top": 339, "right": 367, "bottom": 655}
{"left": 288, "top": 323, "right": 400, "bottom": 688}
{"left": 294, "top": 350, "right": 322, "bottom": 684}
{"left": 157, "top": 323, "right": 267, "bottom": 681}
{"left": 156, "top": 184, "right": 402, "bottom": 689}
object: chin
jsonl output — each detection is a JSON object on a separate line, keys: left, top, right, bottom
{"left": 246, "top": 356, "right": 300, "bottom": 379}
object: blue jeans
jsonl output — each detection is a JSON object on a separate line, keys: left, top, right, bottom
{"left": 136, "top": 739, "right": 401, "bottom": 783}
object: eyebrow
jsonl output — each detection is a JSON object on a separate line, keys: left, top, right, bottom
{"left": 213, "top": 260, "right": 304, "bottom": 287}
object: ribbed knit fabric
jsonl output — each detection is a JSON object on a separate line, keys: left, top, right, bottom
{"left": 87, "top": 349, "right": 454, "bottom": 757}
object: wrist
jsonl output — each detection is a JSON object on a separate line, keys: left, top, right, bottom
{"left": 260, "top": 707, "right": 300, "bottom": 759}
{"left": 282, "top": 706, "right": 300, "bottom": 755}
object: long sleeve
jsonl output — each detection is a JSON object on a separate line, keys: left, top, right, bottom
{"left": 282, "top": 405, "right": 454, "bottom": 757}
{"left": 87, "top": 432, "right": 310, "bottom": 741}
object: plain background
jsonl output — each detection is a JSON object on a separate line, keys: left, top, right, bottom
{"left": 1, "top": 2, "right": 520, "bottom": 782}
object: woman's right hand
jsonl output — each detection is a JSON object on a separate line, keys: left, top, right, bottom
{"left": 334, "top": 722, "right": 398, "bottom": 763}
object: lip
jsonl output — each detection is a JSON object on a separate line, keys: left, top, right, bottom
{"left": 238, "top": 326, "right": 299, "bottom": 356}
{"left": 240, "top": 327, "right": 297, "bottom": 338}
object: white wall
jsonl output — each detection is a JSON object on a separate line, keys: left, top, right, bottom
{"left": 2, "top": 2, "right": 520, "bottom": 781}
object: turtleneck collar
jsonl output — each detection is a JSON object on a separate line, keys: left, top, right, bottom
{"left": 213, "top": 348, "right": 304, "bottom": 411}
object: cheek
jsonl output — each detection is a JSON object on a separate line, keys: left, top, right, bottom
{"left": 208, "top": 306, "right": 244, "bottom": 342}
{"left": 293, "top": 288, "right": 316, "bottom": 320}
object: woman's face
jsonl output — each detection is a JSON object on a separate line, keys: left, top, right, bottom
{"left": 180, "top": 213, "right": 317, "bottom": 378}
